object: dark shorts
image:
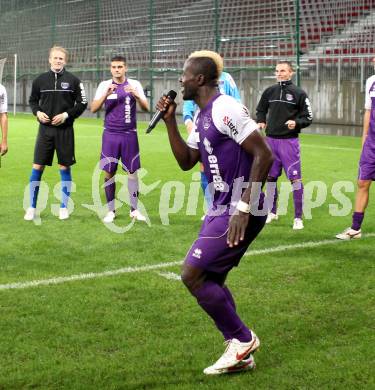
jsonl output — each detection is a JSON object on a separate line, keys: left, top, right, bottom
{"left": 358, "top": 138, "right": 375, "bottom": 180}
{"left": 266, "top": 137, "right": 302, "bottom": 180}
{"left": 100, "top": 131, "right": 140, "bottom": 173}
{"left": 185, "top": 213, "right": 266, "bottom": 274}
{"left": 34, "top": 124, "right": 76, "bottom": 166}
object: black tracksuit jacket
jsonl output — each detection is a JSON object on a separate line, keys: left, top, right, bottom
{"left": 29, "top": 68, "right": 87, "bottom": 128}
{"left": 256, "top": 80, "right": 313, "bottom": 139}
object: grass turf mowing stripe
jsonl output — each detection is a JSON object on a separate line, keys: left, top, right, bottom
{"left": 1, "top": 234, "right": 374, "bottom": 291}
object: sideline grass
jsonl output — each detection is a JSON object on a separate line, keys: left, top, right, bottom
{"left": 0, "top": 114, "right": 374, "bottom": 389}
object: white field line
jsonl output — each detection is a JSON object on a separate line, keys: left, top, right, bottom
{"left": 11, "top": 139, "right": 360, "bottom": 150}
{"left": 157, "top": 272, "right": 182, "bottom": 281}
{"left": 11, "top": 134, "right": 101, "bottom": 141}
{"left": 302, "top": 144, "right": 359, "bottom": 152}
{"left": 8, "top": 139, "right": 361, "bottom": 152}
{"left": 0, "top": 234, "right": 374, "bottom": 291}
{"left": 245, "top": 233, "right": 375, "bottom": 256}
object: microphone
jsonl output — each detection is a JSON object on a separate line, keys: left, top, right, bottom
{"left": 146, "top": 90, "right": 177, "bottom": 134}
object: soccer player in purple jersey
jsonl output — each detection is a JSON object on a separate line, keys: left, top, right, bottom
{"left": 91, "top": 56, "right": 149, "bottom": 223}
{"left": 336, "top": 57, "right": 375, "bottom": 240}
{"left": 0, "top": 83, "right": 8, "bottom": 157}
{"left": 256, "top": 61, "right": 313, "bottom": 230}
{"left": 156, "top": 51, "right": 273, "bottom": 375}
{"left": 183, "top": 62, "right": 242, "bottom": 219}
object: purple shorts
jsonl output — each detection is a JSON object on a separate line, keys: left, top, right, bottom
{"left": 185, "top": 213, "right": 266, "bottom": 274}
{"left": 358, "top": 138, "right": 375, "bottom": 180}
{"left": 266, "top": 137, "right": 302, "bottom": 180}
{"left": 100, "top": 131, "right": 140, "bottom": 173}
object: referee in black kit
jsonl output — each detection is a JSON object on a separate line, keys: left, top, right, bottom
{"left": 24, "top": 46, "right": 87, "bottom": 221}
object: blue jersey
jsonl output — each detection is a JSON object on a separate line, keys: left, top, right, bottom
{"left": 183, "top": 72, "right": 241, "bottom": 123}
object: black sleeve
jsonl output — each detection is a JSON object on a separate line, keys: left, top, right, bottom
{"left": 29, "top": 77, "right": 42, "bottom": 116}
{"left": 256, "top": 90, "right": 269, "bottom": 123}
{"left": 295, "top": 92, "right": 313, "bottom": 130}
{"left": 66, "top": 77, "right": 88, "bottom": 119}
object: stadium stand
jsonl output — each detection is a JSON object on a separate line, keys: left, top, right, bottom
{"left": 0, "top": 0, "right": 374, "bottom": 74}
{"left": 301, "top": 1, "right": 375, "bottom": 62}
{"left": 0, "top": 0, "right": 374, "bottom": 126}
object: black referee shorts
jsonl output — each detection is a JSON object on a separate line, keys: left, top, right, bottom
{"left": 33, "top": 124, "right": 76, "bottom": 167}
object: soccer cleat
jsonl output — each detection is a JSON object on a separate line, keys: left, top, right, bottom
{"left": 24, "top": 207, "right": 36, "bottom": 221}
{"left": 59, "top": 207, "right": 69, "bottom": 220}
{"left": 203, "top": 331, "right": 260, "bottom": 374}
{"left": 103, "top": 211, "right": 116, "bottom": 223}
{"left": 129, "top": 209, "right": 146, "bottom": 222}
{"left": 293, "top": 218, "right": 304, "bottom": 230}
{"left": 266, "top": 212, "right": 278, "bottom": 224}
{"left": 336, "top": 227, "right": 361, "bottom": 240}
{"left": 203, "top": 353, "right": 256, "bottom": 375}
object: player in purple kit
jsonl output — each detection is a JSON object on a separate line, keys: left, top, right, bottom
{"left": 0, "top": 83, "right": 8, "bottom": 158}
{"left": 91, "top": 56, "right": 149, "bottom": 223}
{"left": 156, "top": 50, "right": 273, "bottom": 375}
{"left": 336, "top": 57, "right": 375, "bottom": 240}
{"left": 256, "top": 61, "right": 313, "bottom": 230}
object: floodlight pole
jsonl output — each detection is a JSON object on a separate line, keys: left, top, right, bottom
{"left": 13, "top": 54, "right": 17, "bottom": 116}
{"left": 51, "top": 2, "right": 56, "bottom": 45}
{"left": 214, "top": 0, "right": 220, "bottom": 52}
{"left": 95, "top": 0, "right": 101, "bottom": 118}
{"left": 295, "top": 0, "right": 301, "bottom": 86}
{"left": 149, "top": 0, "right": 154, "bottom": 121}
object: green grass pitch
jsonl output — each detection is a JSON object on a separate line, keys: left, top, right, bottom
{"left": 0, "top": 114, "right": 374, "bottom": 389}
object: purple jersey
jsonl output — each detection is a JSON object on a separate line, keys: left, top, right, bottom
{"left": 187, "top": 94, "right": 259, "bottom": 213}
{"left": 94, "top": 78, "right": 146, "bottom": 133}
{"left": 358, "top": 75, "right": 375, "bottom": 180}
{"left": 365, "top": 75, "right": 375, "bottom": 144}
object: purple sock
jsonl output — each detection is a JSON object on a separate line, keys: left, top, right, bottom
{"left": 223, "top": 285, "right": 236, "bottom": 311}
{"left": 351, "top": 212, "right": 364, "bottom": 231}
{"left": 292, "top": 181, "right": 304, "bottom": 219}
{"left": 194, "top": 281, "right": 251, "bottom": 342}
{"left": 128, "top": 175, "right": 139, "bottom": 211}
{"left": 104, "top": 177, "right": 116, "bottom": 212}
{"left": 266, "top": 180, "right": 278, "bottom": 214}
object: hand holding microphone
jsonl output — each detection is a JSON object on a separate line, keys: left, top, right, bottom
{"left": 146, "top": 90, "right": 177, "bottom": 134}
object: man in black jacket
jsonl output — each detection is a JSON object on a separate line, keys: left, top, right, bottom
{"left": 24, "top": 46, "right": 87, "bottom": 221}
{"left": 256, "top": 61, "right": 312, "bottom": 230}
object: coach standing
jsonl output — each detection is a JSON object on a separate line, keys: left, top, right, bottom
{"left": 24, "top": 46, "right": 87, "bottom": 221}
{"left": 256, "top": 61, "right": 312, "bottom": 230}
